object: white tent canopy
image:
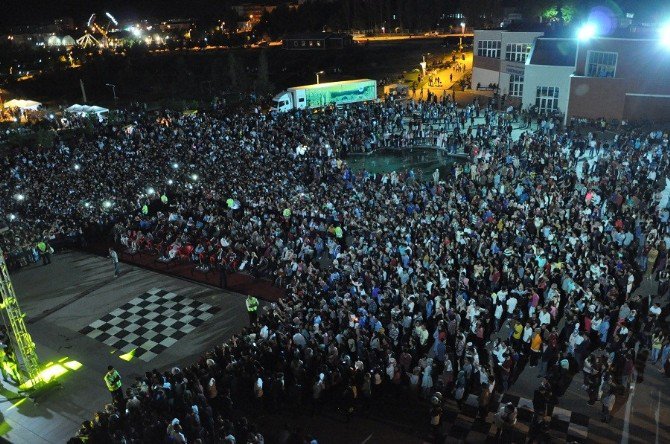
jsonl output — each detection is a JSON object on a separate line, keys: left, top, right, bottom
{"left": 3, "top": 99, "right": 42, "bottom": 110}
{"left": 65, "top": 104, "right": 109, "bottom": 117}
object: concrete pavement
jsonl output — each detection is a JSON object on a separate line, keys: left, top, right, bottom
{"left": 0, "top": 251, "right": 249, "bottom": 443}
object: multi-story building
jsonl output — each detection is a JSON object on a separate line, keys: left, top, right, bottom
{"left": 472, "top": 29, "right": 544, "bottom": 100}
{"left": 567, "top": 36, "right": 670, "bottom": 122}
{"left": 522, "top": 37, "right": 577, "bottom": 116}
{"left": 474, "top": 28, "right": 670, "bottom": 122}
{"left": 283, "top": 33, "right": 353, "bottom": 50}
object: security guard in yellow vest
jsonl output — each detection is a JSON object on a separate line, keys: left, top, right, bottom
{"left": 0, "top": 344, "right": 18, "bottom": 383}
{"left": 246, "top": 295, "right": 259, "bottom": 325}
{"left": 104, "top": 365, "right": 124, "bottom": 405}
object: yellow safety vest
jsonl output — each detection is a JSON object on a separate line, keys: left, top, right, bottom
{"left": 104, "top": 370, "right": 122, "bottom": 391}
{"left": 246, "top": 297, "right": 259, "bottom": 312}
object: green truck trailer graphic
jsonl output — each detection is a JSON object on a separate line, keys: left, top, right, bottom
{"left": 303, "top": 80, "right": 377, "bottom": 108}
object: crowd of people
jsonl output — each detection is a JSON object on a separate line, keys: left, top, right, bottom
{"left": 1, "top": 93, "right": 669, "bottom": 443}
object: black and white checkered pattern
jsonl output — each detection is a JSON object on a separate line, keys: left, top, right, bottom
{"left": 80, "top": 288, "right": 219, "bottom": 362}
{"left": 442, "top": 393, "right": 589, "bottom": 442}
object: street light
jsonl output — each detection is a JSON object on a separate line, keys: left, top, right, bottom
{"left": 461, "top": 22, "right": 466, "bottom": 35}
{"left": 105, "top": 83, "right": 118, "bottom": 100}
{"left": 460, "top": 22, "right": 466, "bottom": 48}
{"left": 316, "top": 70, "right": 325, "bottom": 84}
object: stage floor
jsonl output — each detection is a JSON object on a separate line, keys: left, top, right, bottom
{"left": 0, "top": 250, "right": 252, "bottom": 443}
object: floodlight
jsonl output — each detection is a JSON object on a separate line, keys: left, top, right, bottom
{"left": 661, "top": 22, "right": 670, "bottom": 46}
{"left": 103, "top": 200, "right": 112, "bottom": 208}
{"left": 172, "top": 163, "right": 179, "bottom": 169}
{"left": 8, "top": 214, "right": 16, "bottom": 221}
{"left": 74, "top": 164, "right": 81, "bottom": 170}
{"left": 191, "top": 174, "right": 199, "bottom": 181}
{"left": 167, "top": 179, "right": 174, "bottom": 185}
{"left": 577, "top": 23, "right": 597, "bottom": 41}
{"left": 147, "top": 187, "right": 155, "bottom": 194}
{"left": 15, "top": 193, "right": 25, "bottom": 201}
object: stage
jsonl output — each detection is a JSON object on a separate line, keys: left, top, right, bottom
{"left": 0, "top": 250, "right": 254, "bottom": 443}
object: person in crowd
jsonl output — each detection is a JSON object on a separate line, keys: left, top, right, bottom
{"left": 2, "top": 96, "right": 664, "bottom": 443}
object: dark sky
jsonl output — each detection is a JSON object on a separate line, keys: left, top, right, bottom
{"left": 1, "top": 0, "right": 667, "bottom": 28}
{"left": 0, "top": 0, "right": 261, "bottom": 27}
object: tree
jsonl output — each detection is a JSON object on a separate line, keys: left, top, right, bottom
{"left": 253, "top": 50, "right": 273, "bottom": 96}
{"left": 226, "top": 52, "right": 240, "bottom": 91}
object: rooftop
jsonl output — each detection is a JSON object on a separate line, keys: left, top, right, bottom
{"left": 528, "top": 38, "right": 577, "bottom": 66}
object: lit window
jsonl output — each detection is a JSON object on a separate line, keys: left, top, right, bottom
{"left": 505, "top": 43, "right": 531, "bottom": 62}
{"left": 476, "top": 40, "right": 501, "bottom": 58}
{"left": 586, "top": 51, "right": 617, "bottom": 78}
{"left": 508, "top": 74, "right": 524, "bottom": 97}
{"left": 535, "top": 86, "right": 559, "bottom": 113}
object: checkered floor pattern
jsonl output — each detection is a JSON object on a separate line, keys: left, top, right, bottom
{"left": 80, "top": 288, "right": 219, "bottom": 362}
{"left": 441, "top": 393, "right": 589, "bottom": 443}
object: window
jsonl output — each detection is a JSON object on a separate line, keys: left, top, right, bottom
{"left": 476, "top": 40, "right": 501, "bottom": 58}
{"left": 505, "top": 43, "right": 531, "bottom": 62}
{"left": 586, "top": 51, "right": 617, "bottom": 78}
{"left": 535, "top": 86, "right": 559, "bottom": 114}
{"left": 509, "top": 74, "right": 524, "bottom": 97}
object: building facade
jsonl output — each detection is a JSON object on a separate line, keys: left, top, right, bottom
{"left": 522, "top": 38, "right": 577, "bottom": 116}
{"left": 475, "top": 28, "right": 670, "bottom": 123}
{"left": 283, "top": 33, "right": 353, "bottom": 50}
{"left": 472, "top": 30, "right": 544, "bottom": 98}
{"left": 567, "top": 37, "right": 670, "bottom": 122}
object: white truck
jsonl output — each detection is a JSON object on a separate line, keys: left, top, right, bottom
{"left": 271, "top": 79, "right": 377, "bottom": 112}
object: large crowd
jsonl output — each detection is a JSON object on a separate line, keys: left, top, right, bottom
{"left": 1, "top": 94, "right": 669, "bottom": 443}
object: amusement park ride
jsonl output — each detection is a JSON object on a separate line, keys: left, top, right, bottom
{"left": 76, "top": 12, "right": 119, "bottom": 49}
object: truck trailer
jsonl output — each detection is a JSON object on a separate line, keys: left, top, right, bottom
{"left": 271, "top": 79, "right": 377, "bottom": 112}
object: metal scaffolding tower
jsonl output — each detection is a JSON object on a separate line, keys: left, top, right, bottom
{"left": 0, "top": 249, "right": 42, "bottom": 390}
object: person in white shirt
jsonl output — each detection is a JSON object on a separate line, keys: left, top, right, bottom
{"left": 539, "top": 308, "right": 551, "bottom": 326}
{"left": 650, "top": 302, "right": 662, "bottom": 318}
{"left": 506, "top": 295, "right": 517, "bottom": 317}
{"left": 494, "top": 304, "right": 504, "bottom": 331}
{"left": 522, "top": 323, "right": 533, "bottom": 345}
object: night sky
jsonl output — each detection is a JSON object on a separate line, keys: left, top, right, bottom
{"left": 1, "top": 0, "right": 667, "bottom": 28}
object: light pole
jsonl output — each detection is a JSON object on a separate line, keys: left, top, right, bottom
{"left": 460, "top": 22, "right": 465, "bottom": 49}
{"left": 105, "top": 83, "right": 118, "bottom": 100}
{"left": 316, "top": 70, "right": 325, "bottom": 84}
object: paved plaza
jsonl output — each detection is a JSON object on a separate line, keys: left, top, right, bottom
{"left": 0, "top": 253, "right": 669, "bottom": 444}
{"left": 0, "top": 251, "right": 248, "bottom": 444}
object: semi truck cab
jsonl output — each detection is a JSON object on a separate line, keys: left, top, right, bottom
{"left": 271, "top": 89, "right": 307, "bottom": 112}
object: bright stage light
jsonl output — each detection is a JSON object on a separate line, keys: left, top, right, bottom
{"left": 15, "top": 193, "right": 25, "bottom": 201}
{"left": 147, "top": 187, "right": 155, "bottom": 194}
{"left": 577, "top": 23, "right": 597, "bottom": 41}
{"left": 661, "top": 22, "right": 670, "bottom": 46}
{"left": 103, "top": 200, "right": 112, "bottom": 208}
{"left": 167, "top": 179, "right": 174, "bottom": 185}
{"left": 74, "top": 164, "right": 81, "bottom": 170}
{"left": 19, "top": 357, "right": 82, "bottom": 390}
{"left": 191, "top": 174, "right": 199, "bottom": 181}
